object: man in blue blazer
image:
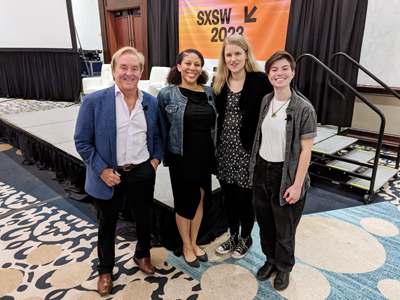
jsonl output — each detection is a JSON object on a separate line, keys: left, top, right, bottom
{"left": 74, "top": 47, "right": 163, "bottom": 296}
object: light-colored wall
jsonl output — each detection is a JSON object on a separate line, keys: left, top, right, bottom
{"left": 354, "top": 0, "right": 400, "bottom": 136}
{"left": 352, "top": 94, "right": 400, "bottom": 135}
{"left": 70, "top": 0, "right": 103, "bottom": 61}
{"left": 358, "top": 0, "right": 400, "bottom": 87}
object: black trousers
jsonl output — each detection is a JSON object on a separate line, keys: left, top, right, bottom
{"left": 253, "top": 156, "right": 305, "bottom": 272}
{"left": 94, "top": 160, "right": 155, "bottom": 275}
{"left": 219, "top": 180, "right": 255, "bottom": 238}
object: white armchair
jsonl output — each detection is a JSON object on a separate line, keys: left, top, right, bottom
{"left": 138, "top": 80, "right": 150, "bottom": 91}
{"left": 140, "top": 66, "right": 171, "bottom": 96}
{"left": 82, "top": 64, "right": 114, "bottom": 95}
{"left": 205, "top": 70, "right": 214, "bottom": 86}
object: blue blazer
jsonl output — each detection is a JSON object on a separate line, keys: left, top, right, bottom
{"left": 74, "top": 85, "right": 164, "bottom": 200}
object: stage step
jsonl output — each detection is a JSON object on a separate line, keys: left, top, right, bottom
{"left": 327, "top": 149, "right": 376, "bottom": 172}
{"left": 312, "top": 135, "right": 358, "bottom": 155}
{"left": 314, "top": 129, "right": 336, "bottom": 144}
{"left": 347, "top": 165, "right": 398, "bottom": 192}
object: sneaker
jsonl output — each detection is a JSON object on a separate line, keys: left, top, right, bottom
{"left": 231, "top": 235, "right": 252, "bottom": 259}
{"left": 216, "top": 232, "right": 239, "bottom": 254}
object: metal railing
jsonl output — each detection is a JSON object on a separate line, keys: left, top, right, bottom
{"left": 294, "top": 53, "right": 386, "bottom": 199}
{"left": 330, "top": 52, "right": 400, "bottom": 169}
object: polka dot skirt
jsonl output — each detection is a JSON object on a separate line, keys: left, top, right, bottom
{"left": 216, "top": 90, "right": 251, "bottom": 188}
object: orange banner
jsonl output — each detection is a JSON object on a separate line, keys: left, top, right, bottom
{"left": 179, "top": 0, "right": 291, "bottom": 61}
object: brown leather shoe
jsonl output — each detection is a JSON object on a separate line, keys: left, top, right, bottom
{"left": 133, "top": 256, "right": 155, "bottom": 275}
{"left": 97, "top": 273, "right": 112, "bottom": 295}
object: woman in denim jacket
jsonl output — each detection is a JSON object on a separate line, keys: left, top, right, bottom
{"left": 158, "top": 49, "right": 217, "bottom": 267}
{"left": 213, "top": 34, "right": 273, "bottom": 259}
{"left": 249, "top": 51, "right": 317, "bottom": 291}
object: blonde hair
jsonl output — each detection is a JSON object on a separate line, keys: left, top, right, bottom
{"left": 213, "top": 34, "right": 262, "bottom": 95}
{"left": 111, "top": 46, "right": 145, "bottom": 73}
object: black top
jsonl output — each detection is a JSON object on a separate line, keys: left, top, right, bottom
{"left": 215, "top": 72, "right": 273, "bottom": 150}
{"left": 180, "top": 87, "right": 216, "bottom": 177}
{"left": 181, "top": 87, "right": 215, "bottom": 132}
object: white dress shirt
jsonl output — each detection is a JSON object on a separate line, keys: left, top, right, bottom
{"left": 115, "top": 85, "right": 149, "bottom": 166}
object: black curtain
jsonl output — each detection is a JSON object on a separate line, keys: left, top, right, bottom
{"left": 285, "top": 0, "right": 368, "bottom": 126}
{"left": 0, "top": 120, "right": 87, "bottom": 200}
{"left": 147, "top": 0, "right": 179, "bottom": 71}
{"left": 0, "top": 52, "right": 80, "bottom": 102}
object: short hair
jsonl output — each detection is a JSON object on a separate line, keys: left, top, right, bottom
{"left": 264, "top": 50, "right": 296, "bottom": 74}
{"left": 167, "top": 49, "right": 208, "bottom": 85}
{"left": 213, "top": 34, "right": 262, "bottom": 95}
{"left": 111, "top": 46, "right": 145, "bottom": 73}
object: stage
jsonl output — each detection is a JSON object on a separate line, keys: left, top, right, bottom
{"left": 0, "top": 101, "right": 227, "bottom": 249}
{"left": 2, "top": 100, "right": 385, "bottom": 248}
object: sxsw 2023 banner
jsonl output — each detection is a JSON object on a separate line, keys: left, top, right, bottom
{"left": 179, "top": 0, "right": 291, "bottom": 60}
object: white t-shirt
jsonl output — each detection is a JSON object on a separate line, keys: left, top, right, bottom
{"left": 259, "top": 97, "right": 291, "bottom": 162}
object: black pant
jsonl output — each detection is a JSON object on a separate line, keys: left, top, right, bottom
{"left": 253, "top": 156, "right": 305, "bottom": 272}
{"left": 94, "top": 160, "right": 155, "bottom": 275}
{"left": 219, "top": 180, "right": 255, "bottom": 238}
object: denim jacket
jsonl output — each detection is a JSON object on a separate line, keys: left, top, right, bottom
{"left": 249, "top": 89, "right": 317, "bottom": 206}
{"left": 158, "top": 85, "right": 216, "bottom": 161}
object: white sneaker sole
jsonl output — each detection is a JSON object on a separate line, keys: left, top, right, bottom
{"left": 216, "top": 247, "right": 232, "bottom": 255}
{"left": 231, "top": 246, "right": 251, "bottom": 259}
{"left": 231, "top": 252, "right": 246, "bottom": 259}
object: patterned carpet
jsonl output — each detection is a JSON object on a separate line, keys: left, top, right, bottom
{"left": 0, "top": 100, "right": 75, "bottom": 115}
{"left": 1, "top": 139, "right": 400, "bottom": 299}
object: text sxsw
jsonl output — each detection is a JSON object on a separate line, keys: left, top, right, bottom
{"left": 196, "top": 6, "right": 257, "bottom": 42}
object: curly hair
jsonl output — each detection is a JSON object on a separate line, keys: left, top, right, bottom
{"left": 167, "top": 49, "right": 208, "bottom": 85}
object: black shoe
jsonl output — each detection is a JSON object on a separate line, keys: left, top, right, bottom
{"left": 197, "top": 252, "right": 208, "bottom": 262}
{"left": 232, "top": 235, "right": 252, "bottom": 259}
{"left": 184, "top": 255, "right": 200, "bottom": 268}
{"left": 274, "top": 270, "right": 290, "bottom": 291}
{"left": 216, "top": 232, "right": 239, "bottom": 254}
{"left": 256, "top": 261, "right": 277, "bottom": 281}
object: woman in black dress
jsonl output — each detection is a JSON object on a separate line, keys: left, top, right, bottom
{"left": 158, "top": 49, "right": 216, "bottom": 267}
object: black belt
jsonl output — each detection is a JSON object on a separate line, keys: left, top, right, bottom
{"left": 117, "top": 164, "right": 139, "bottom": 171}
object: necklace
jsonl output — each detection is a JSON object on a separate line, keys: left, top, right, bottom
{"left": 271, "top": 98, "right": 290, "bottom": 118}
